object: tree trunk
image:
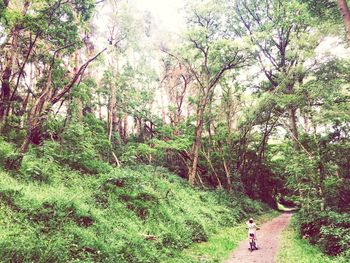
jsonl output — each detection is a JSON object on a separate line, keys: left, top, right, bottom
{"left": 0, "top": 29, "right": 18, "bottom": 126}
{"left": 222, "top": 157, "right": 232, "bottom": 192}
{"left": 20, "top": 90, "right": 31, "bottom": 128}
{"left": 0, "top": 1, "right": 31, "bottom": 129}
{"left": 74, "top": 50, "right": 83, "bottom": 121}
{"left": 188, "top": 106, "right": 205, "bottom": 186}
{"left": 20, "top": 70, "right": 54, "bottom": 152}
{"left": 203, "top": 148, "right": 223, "bottom": 188}
{"left": 107, "top": 82, "right": 116, "bottom": 142}
{"left": 0, "top": 61, "right": 12, "bottom": 124}
{"left": 288, "top": 106, "right": 300, "bottom": 150}
{"left": 123, "top": 115, "right": 128, "bottom": 143}
{"left": 118, "top": 116, "right": 123, "bottom": 143}
{"left": 338, "top": 0, "right": 350, "bottom": 44}
{"left": 98, "top": 94, "right": 103, "bottom": 120}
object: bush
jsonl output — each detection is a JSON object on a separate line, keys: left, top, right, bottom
{"left": 296, "top": 208, "right": 350, "bottom": 256}
{"left": 0, "top": 137, "right": 19, "bottom": 169}
{"left": 319, "top": 225, "right": 350, "bottom": 255}
{"left": 185, "top": 220, "right": 208, "bottom": 242}
{"left": 20, "top": 154, "right": 60, "bottom": 183}
{"left": 34, "top": 124, "right": 113, "bottom": 175}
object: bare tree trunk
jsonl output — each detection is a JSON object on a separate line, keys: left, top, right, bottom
{"left": 118, "top": 116, "right": 123, "bottom": 142}
{"left": 112, "top": 110, "right": 118, "bottom": 135}
{"left": 222, "top": 157, "right": 233, "bottom": 192}
{"left": 338, "top": 0, "right": 350, "bottom": 43}
{"left": 21, "top": 71, "right": 53, "bottom": 153}
{"left": 288, "top": 106, "right": 300, "bottom": 150}
{"left": 162, "top": 110, "right": 166, "bottom": 125}
{"left": 203, "top": 148, "right": 223, "bottom": 188}
{"left": 123, "top": 115, "right": 128, "bottom": 143}
{"left": 302, "top": 112, "right": 310, "bottom": 133}
{"left": 0, "top": 29, "right": 18, "bottom": 126}
{"left": 98, "top": 94, "right": 103, "bottom": 120}
{"left": 74, "top": 50, "right": 83, "bottom": 121}
{"left": 188, "top": 106, "right": 205, "bottom": 186}
{"left": 107, "top": 83, "right": 116, "bottom": 142}
{"left": 20, "top": 90, "right": 31, "bottom": 129}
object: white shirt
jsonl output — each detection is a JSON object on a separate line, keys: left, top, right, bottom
{"left": 247, "top": 222, "right": 257, "bottom": 234}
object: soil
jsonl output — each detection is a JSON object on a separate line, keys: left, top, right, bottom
{"left": 225, "top": 213, "right": 292, "bottom": 263}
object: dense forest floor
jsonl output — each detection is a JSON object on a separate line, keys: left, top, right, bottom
{"left": 0, "top": 163, "right": 270, "bottom": 263}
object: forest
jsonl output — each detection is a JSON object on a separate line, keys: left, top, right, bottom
{"left": 0, "top": 0, "right": 349, "bottom": 262}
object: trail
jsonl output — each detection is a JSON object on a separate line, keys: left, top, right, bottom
{"left": 225, "top": 213, "right": 292, "bottom": 263}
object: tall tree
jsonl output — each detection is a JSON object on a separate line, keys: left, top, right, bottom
{"left": 167, "top": 0, "right": 249, "bottom": 185}
{"left": 234, "top": 0, "right": 318, "bottom": 150}
{"left": 0, "top": 0, "right": 105, "bottom": 152}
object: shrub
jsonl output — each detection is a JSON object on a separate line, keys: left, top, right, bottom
{"left": 0, "top": 137, "right": 19, "bottom": 169}
{"left": 296, "top": 208, "right": 350, "bottom": 256}
{"left": 20, "top": 154, "right": 60, "bottom": 183}
{"left": 319, "top": 225, "right": 350, "bottom": 255}
{"left": 184, "top": 220, "right": 208, "bottom": 242}
{"left": 36, "top": 124, "right": 113, "bottom": 175}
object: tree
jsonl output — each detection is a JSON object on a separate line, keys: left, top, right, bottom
{"left": 233, "top": 0, "right": 318, "bottom": 150}
{"left": 0, "top": 0, "right": 105, "bottom": 152}
{"left": 165, "top": 0, "right": 249, "bottom": 185}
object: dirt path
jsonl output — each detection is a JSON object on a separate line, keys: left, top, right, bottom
{"left": 225, "top": 213, "right": 292, "bottom": 263}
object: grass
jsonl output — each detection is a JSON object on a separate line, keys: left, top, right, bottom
{"left": 0, "top": 162, "right": 271, "bottom": 263}
{"left": 276, "top": 218, "right": 349, "bottom": 263}
{"left": 177, "top": 211, "right": 280, "bottom": 263}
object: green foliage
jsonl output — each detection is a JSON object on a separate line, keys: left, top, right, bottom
{"left": 120, "top": 127, "right": 193, "bottom": 166}
{"left": 295, "top": 208, "right": 350, "bottom": 256}
{"left": 0, "top": 137, "right": 18, "bottom": 169}
{"left": 41, "top": 118, "right": 112, "bottom": 174}
{"left": 1, "top": 0, "right": 349, "bottom": 260}
{"left": 277, "top": 218, "right": 349, "bottom": 263}
{"left": 298, "top": 0, "right": 342, "bottom": 27}
{"left": 20, "top": 152, "right": 60, "bottom": 183}
{"left": 185, "top": 219, "right": 208, "bottom": 243}
{"left": 0, "top": 158, "right": 268, "bottom": 262}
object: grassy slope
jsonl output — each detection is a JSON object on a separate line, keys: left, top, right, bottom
{"left": 0, "top": 164, "right": 269, "bottom": 263}
{"left": 276, "top": 217, "right": 348, "bottom": 263}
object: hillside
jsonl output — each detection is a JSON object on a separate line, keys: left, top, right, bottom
{"left": 0, "top": 161, "right": 268, "bottom": 262}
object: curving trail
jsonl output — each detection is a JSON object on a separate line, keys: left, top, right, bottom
{"left": 225, "top": 213, "right": 292, "bottom": 263}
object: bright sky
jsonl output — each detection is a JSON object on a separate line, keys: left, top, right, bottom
{"left": 132, "top": 0, "right": 185, "bottom": 33}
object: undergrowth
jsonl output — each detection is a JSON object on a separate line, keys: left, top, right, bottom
{"left": 276, "top": 216, "right": 350, "bottom": 263}
{"left": 0, "top": 139, "right": 270, "bottom": 262}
